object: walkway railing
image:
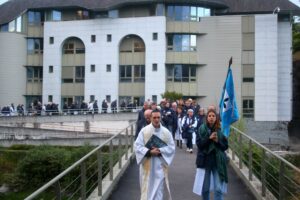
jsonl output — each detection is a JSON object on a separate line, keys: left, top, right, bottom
{"left": 24, "top": 122, "right": 135, "bottom": 200}
{"left": 229, "top": 126, "right": 300, "bottom": 200}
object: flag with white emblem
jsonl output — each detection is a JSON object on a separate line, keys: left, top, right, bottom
{"left": 219, "top": 58, "right": 239, "bottom": 137}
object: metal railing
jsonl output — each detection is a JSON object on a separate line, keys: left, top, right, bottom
{"left": 24, "top": 122, "right": 135, "bottom": 200}
{"left": 229, "top": 126, "right": 300, "bottom": 200}
{"left": 0, "top": 106, "right": 143, "bottom": 117}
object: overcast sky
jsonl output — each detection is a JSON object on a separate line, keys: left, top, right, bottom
{"left": 0, "top": 0, "right": 300, "bottom": 9}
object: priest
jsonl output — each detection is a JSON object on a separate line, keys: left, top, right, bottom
{"left": 134, "top": 109, "right": 175, "bottom": 200}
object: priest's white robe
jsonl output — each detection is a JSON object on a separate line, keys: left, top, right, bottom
{"left": 134, "top": 123, "right": 175, "bottom": 200}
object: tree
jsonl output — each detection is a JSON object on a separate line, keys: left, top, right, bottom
{"left": 161, "top": 91, "right": 183, "bottom": 102}
{"left": 293, "top": 20, "right": 300, "bottom": 53}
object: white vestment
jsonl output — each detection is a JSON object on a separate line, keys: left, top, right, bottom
{"left": 134, "top": 123, "right": 175, "bottom": 200}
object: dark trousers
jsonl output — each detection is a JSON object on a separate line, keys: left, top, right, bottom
{"left": 186, "top": 134, "right": 193, "bottom": 149}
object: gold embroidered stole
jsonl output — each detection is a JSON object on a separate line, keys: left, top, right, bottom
{"left": 140, "top": 125, "right": 172, "bottom": 200}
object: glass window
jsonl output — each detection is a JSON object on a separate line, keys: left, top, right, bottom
{"left": 16, "top": 16, "right": 22, "bottom": 32}
{"left": 152, "top": 63, "right": 157, "bottom": 71}
{"left": 107, "top": 34, "right": 112, "bottom": 42}
{"left": 49, "top": 37, "right": 54, "bottom": 44}
{"left": 182, "top": 6, "right": 190, "bottom": 21}
{"left": 8, "top": 20, "right": 15, "bottom": 32}
{"left": 0, "top": 24, "right": 8, "bottom": 32}
{"left": 174, "top": 6, "right": 182, "bottom": 21}
{"left": 75, "top": 66, "right": 85, "bottom": 83}
{"left": 174, "top": 35, "right": 182, "bottom": 51}
{"left": 152, "top": 95, "right": 157, "bottom": 103}
{"left": 243, "top": 99, "right": 254, "bottom": 118}
{"left": 156, "top": 4, "right": 164, "bottom": 16}
{"left": 190, "top": 35, "right": 197, "bottom": 51}
{"left": 191, "top": 7, "right": 197, "bottom": 21}
{"left": 108, "top": 10, "right": 118, "bottom": 18}
{"left": 174, "top": 64, "right": 182, "bottom": 82}
{"left": 106, "top": 64, "right": 111, "bottom": 72}
{"left": 181, "top": 35, "right": 190, "bottom": 51}
{"left": 168, "top": 34, "right": 196, "bottom": 52}
{"left": 167, "top": 6, "right": 174, "bottom": 19}
{"left": 28, "top": 11, "right": 41, "bottom": 25}
{"left": 49, "top": 66, "right": 53, "bottom": 73}
{"left": 27, "top": 38, "right": 43, "bottom": 54}
{"left": 197, "top": 7, "right": 204, "bottom": 18}
{"left": 27, "top": 67, "right": 33, "bottom": 82}
{"left": 153, "top": 33, "right": 158, "bottom": 40}
{"left": 91, "top": 65, "right": 95, "bottom": 72}
{"left": 182, "top": 65, "right": 189, "bottom": 82}
{"left": 204, "top": 8, "right": 211, "bottom": 17}
{"left": 167, "top": 64, "right": 197, "bottom": 82}
{"left": 120, "top": 65, "right": 132, "bottom": 82}
{"left": 52, "top": 10, "right": 61, "bottom": 21}
{"left": 91, "top": 35, "right": 96, "bottom": 43}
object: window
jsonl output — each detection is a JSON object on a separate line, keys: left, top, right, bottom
{"left": 243, "top": 64, "right": 254, "bottom": 82}
{"left": 243, "top": 77, "right": 254, "bottom": 82}
{"left": 52, "top": 10, "right": 61, "bottom": 21}
{"left": 77, "top": 10, "right": 89, "bottom": 20}
{"left": 134, "top": 65, "right": 145, "bottom": 82}
{"left": 49, "top": 66, "right": 53, "bottom": 73}
{"left": 107, "top": 34, "right": 112, "bottom": 42}
{"left": 243, "top": 99, "right": 254, "bottom": 118}
{"left": 120, "top": 65, "right": 132, "bottom": 82}
{"left": 28, "top": 11, "right": 41, "bottom": 25}
{"left": 167, "top": 34, "right": 196, "bottom": 51}
{"left": 8, "top": 20, "right": 15, "bottom": 32}
{"left": 167, "top": 5, "right": 211, "bottom": 21}
{"left": 0, "top": 24, "right": 8, "bottom": 32}
{"left": 91, "top": 35, "right": 96, "bottom": 43}
{"left": 106, "top": 64, "right": 111, "bottom": 72}
{"left": 63, "top": 42, "right": 74, "bottom": 54}
{"left": 156, "top": 4, "right": 164, "bottom": 16}
{"left": 90, "top": 95, "right": 95, "bottom": 102}
{"left": 108, "top": 10, "right": 118, "bottom": 18}
{"left": 27, "top": 67, "right": 43, "bottom": 83}
{"left": 27, "top": 38, "right": 43, "bottom": 54}
{"left": 48, "top": 95, "right": 53, "bottom": 102}
{"left": 119, "top": 65, "right": 145, "bottom": 82}
{"left": 49, "top": 37, "right": 54, "bottom": 44}
{"left": 152, "top": 63, "right": 158, "bottom": 71}
{"left": 167, "top": 64, "right": 197, "bottom": 82}
{"left": 106, "top": 95, "right": 111, "bottom": 103}
{"left": 75, "top": 66, "right": 85, "bottom": 83}
{"left": 91, "top": 64, "right": 95, "bottom": 72}
{"left": 152, "top": 95, "right": 157, "bottom": 103}
{"left": 153, "top": 33, "right": 158, "bottom": 40}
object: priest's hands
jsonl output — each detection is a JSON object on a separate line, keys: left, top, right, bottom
{"left": 150, "top": 147, "right": 161, "bottom": 156}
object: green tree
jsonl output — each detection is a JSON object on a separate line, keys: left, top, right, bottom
{"left": 293, "top": 21, "right": 300, "bottom": 53}
{"left": 161, "top": 91, "right": 183, "bottom": 102}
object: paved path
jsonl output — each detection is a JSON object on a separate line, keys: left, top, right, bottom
{"left": 109, "top": 145, "right": 255, "bottom": 200}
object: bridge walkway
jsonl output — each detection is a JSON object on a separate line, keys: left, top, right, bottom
{"left": 109, "top": 145, "right": 255, "bottom": 200}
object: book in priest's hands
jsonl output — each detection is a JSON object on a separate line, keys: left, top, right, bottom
{"left": 145, "top": 134, "right": 167, "bottom": 149}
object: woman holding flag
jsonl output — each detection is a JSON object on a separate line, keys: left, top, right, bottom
{"left": 193, "top": 109, "right": 228, "bottom": 200}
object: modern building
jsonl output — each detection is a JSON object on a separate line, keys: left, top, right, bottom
{"left": 0, "top": 0, "right": 299, "bottom": 121}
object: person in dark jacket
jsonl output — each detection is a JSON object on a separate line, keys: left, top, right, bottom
{"left": 193, "top": 109, "right": 228, "bottom": 200}
{"left": 111, "top": 100, "right": 117, "bottom": 113}
{"left": 135, "top": 109, "right": 152, "bottom": 139}
{"left": 93, "top": 100, "right": 99, "bottom": 114}
{"left": 101, "top": 99, "right": 108, "bottom": 113}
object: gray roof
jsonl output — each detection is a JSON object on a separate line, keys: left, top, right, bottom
{"left": 0, "top": 0, "right": 299, "bottom": 25}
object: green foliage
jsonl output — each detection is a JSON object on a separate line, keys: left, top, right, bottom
{"left": 293, "top": 23, "right": 300, "bottom": 53}
{"left": 161, "top": 91, "right": 183, "bottom": 102}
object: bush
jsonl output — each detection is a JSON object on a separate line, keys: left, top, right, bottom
{"left": 15, "top": 146, "right": 68, "bottom": 190}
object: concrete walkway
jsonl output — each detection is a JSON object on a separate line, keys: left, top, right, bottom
{"left": 109, "top": 145, "right": 255, "bottom": 200}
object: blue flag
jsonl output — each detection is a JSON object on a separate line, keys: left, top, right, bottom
{"left": 219, "top": 67, "right": 239, "bottom": 137}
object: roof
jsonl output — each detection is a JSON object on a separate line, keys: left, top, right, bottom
{"left": 224, "top": 0, "right": 300, "bottom": 14}
{"left": 0, "top": 0, "right": 299, "bottom": 25}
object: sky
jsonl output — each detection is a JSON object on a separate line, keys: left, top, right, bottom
{"left": 0, "top": 0, "right": 300, "bottom": 8}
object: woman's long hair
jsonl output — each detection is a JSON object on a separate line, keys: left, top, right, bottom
{"left": 206, "top": 109, "right": 221, "bottom": 130}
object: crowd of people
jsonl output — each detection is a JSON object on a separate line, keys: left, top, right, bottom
{"left": 0, "top": 99, "right": 122, "bottom": 117}
{"left": 134, "top": 98, "right": 228, "bottom": 200}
